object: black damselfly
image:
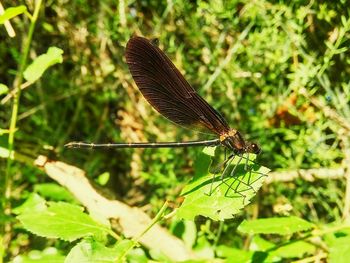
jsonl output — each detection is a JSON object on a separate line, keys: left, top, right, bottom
{"left": 65, "top": 36, "right": 263, "bottom": 196}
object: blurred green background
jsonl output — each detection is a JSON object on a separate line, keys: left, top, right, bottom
{"left": 1, "top": 0, "right": 350, "bottom": 261}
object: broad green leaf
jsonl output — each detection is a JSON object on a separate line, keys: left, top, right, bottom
{"left": 251, "top": 236, "right": 316, "bottom": 259}
{"left": 216, "top": 245, "right": 255, "bottom": 263}
{"left": 238, "top": 216, "right": 315, "bottom": 235}
{"left": 12, "top": 247, "right": 65, "bottom": 263}
{"left": 202, "top": 146, "right": 216, "bottom": 157}
{"left": 272, "top": 240, "right": 316, "bottom": 258}
{"left": 12, "top": 193, "right": 46, "bottom": 215}
{"left": 329, "top": 236, "right": 350, "bottom": 263}
{"left": 177, "top": 150, "right": 269, "bottom": 221}
{"left": 34, "top": 183, "right": 75, "bottom": 202}
{"left": 23, "top": 47, "right": 63, "bottom": 83}
{"left": 65, "top": 238, "right": 129, "bottom": 263}
{"left": 0, "top": 84, "right": 8, "bottom": 95}
{"left": 0, "top": 5, "right": 26, "bottom": 24}
{"left": 249, "top": 236, "right": 281, "bottom": 262}
{"left": 17, "top": 202, "right": 109, "bottom": 241}
{"left": 250, "top": 235, "right": 275, "bottom": 251}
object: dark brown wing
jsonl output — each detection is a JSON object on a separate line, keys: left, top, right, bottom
{"left": 125, "top": 36, "right": 230, "bottom": 135}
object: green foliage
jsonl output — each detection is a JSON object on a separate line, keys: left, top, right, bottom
{"left": 12, "top": 247, "right": 65, "bottom": 263}
{"left": 238, "top": 216, "right": 315, "bottom": 235}
{"left": 178, "top": 149, "right": 269, "bottom": 220}
{"left": 249, "top": 236, "right": 317, "bottom": 261}
{"left": 65, "top": 238, "right": 133, "bottom": 263}
{"left": 23, "top": 47, "right": 63, "bottom": 83}
{"left": 329, "top": 236, "right": 350, "bottom": 263}
{"left": 0, "top": 5, "right": 26, "bottom": 24}
{"left": 0, "top": 84, "right": 8, "bottom": 95}
{"left": 33, "top": 183, "right": 75, "bottom": 202}
{"left": 17, "top": 201, "right": 110, "bottom": 241}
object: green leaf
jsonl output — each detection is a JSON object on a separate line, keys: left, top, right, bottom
{"left": 251, "top": 236, "right": 316, "bottom": 259}
{"left": 65, "top": 238, "right": 129, "bottom": 263}
{"left": 96, "top": 172, "right": 110, "bottom": 186}
{"left": 238, "top": 216, "right": 315, "bottom": 235}
{"left": 17, "top": 202, "right": 109, "bottom": 241}
{"left": 272, "top": 240, "right": 316, "bottom": 258}
{"left": 0, "top": 5, "right": 27, "bottom": 24}
{"left": 250, "top": 235, "right": 275, "bottom": 251}
{"left": 12, "top": 247, "right": 65, "bottom": 263}
{"left": 177, "top": 150, "right": 269, "bottom": 221}
{"left": 329, "top": 236, "right": 350, "bottom": 263}
{"left": 12, "top": 193, "right": 47, "bottom": 215}
{"left": 34, "top": 183, "right": 75, "bottom": 202}
{"left": 216, "top": 245, "right": 255, "bottom": 263}
{"left": 23, "top": 47, "right": 63, "bottom": 83}
{"left": 0, "top": 84, "right": 9, "bottom": 95}
{"left": 202, "top": 146, "right": 216, "bottom": 157}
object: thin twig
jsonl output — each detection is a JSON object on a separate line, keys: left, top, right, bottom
{"left": 1, "top": 81, "right": 32, "bottom": 105}
{"left": 266, "top": 167, "right": 345, "bottom": 184}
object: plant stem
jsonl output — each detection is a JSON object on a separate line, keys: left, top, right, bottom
{"left": 3, "top": 0, "right": 42, "bottom": 252}
{"left": 117, "top": 201, "right": 169, "bottom": 261}
{"left": 133, "top": 200, "right": 169, "bottom": 242}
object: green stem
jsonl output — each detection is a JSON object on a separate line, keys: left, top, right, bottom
{"left": 3, "top": 0, "right": 43, "bottom": 252}
{"left": 117, "top": 201, "right": 169, "bottom": 261}
{"left": 133, "top": 201, "right": 169, "bottom": 241}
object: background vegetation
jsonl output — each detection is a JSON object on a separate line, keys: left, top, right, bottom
{"left": 1, "top": 0, "right": 350, "bottom": 262}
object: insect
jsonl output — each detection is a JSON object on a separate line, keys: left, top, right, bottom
{"left": 66, "top": 36, "right": 262, "bottom": 195}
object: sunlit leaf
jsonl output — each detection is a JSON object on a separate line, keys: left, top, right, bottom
{"left": 23, "top": 47, "right": 63, "bottom": 83}
{"left": 0, "top": 5, "right": 26, "bottom": 24}
{"left": 251, "top": 236, "right": 316, "bottom": 259}
{"left": 17, "top": 202, "right": 109, "bottom": 241}
{"left": 65, "top": 238, "right": 130, "bottom": 263}
{"left": 177, "top": 150, "right": 269, "bottom": 221}
{"left": 34, "top": 183, "right": 75, "bottom": 202}
{"left": 216, "top": 245, "right": 255, "bottom": 263}
{"left": 238, "top": 216, "right": 315, "bottom": 235}
{"left": 12, "top": 193, "right": 46, "bottom": 215}
{"left": 273, "top": 240, "right": 316, "bottom": 258}
{"left": 12, "top": 247, "right": 65, "bottom": 263}
{"left": 329, "top": 236, "right": 350, "bottom": 263}
{"left": 96, "top": 172, "right": 110, "bottom": 186}
{"left": 0, "top": 84, "right": 8, "bottom": 95}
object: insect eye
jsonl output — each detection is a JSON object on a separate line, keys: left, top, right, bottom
{"left": 251, "top": 143, "right": 261, "bottom": 154}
